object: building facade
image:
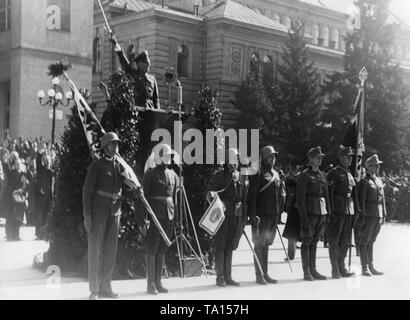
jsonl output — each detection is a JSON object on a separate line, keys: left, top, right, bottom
{"left": 0, "top": 0, "right": 93, "bottom": 141}
{"left": 92, "top": 0, "right": 410, "bottom": 127}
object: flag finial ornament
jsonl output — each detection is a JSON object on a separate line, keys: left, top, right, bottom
{"left": 359, "top": 67, "right": 368, "bottom": 86}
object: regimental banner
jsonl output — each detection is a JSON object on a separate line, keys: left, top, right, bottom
{"left": 47, "top": 0, "right": 71, "bottom": 32}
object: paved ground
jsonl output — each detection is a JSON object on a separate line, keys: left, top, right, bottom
{"left": 0, "top": 222, "right": 409, "bottom": 300}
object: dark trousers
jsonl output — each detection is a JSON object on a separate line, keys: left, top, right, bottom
{"left": 300, "top": 215, "right": 326, "bottom": 274}
{"left": 215, "top": 249, "right": 235, "bottom": 280}
{"left": 358, "top": 216, "right": 382, "bottom": 269}
{"left": 328, "top": 214, "right": 353, "bottom": 272}
{"left": 35, "top": 195, "right": 51, "bottom": 238}
{"left": 145, "top": 218, "right": 174, "bottom": 255}
{"left": 87, "top": 213, "right": 120, "bottom": 294}
{"left": 5, "top": 216, "right": 20, "bottom": 240}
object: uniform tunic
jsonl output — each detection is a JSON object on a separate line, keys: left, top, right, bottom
{"left": 283, "top": 172, "right": 301, "bottom": 241}
{"left": 117, "top": 51, "right": 160, "bottom": 109}
{"left": 248, "top": 166, "right": 283, "bottom": 247}
{"left": 296, "top": 166, "right": 330, "bottom": 243}
{"left": 82, "top": 156, "right": 129, "bottom": 294}
{"left": 327, "top": 166, "right": 358, "bottom": 246}
{"left": 142, "top": 166, "right": 179, "bottom": 254}
{"left": 208, "top": 168, "right": 248, "bottom": 251}
{"left": 358, "top": 174, "right": 385, "bottom": 245}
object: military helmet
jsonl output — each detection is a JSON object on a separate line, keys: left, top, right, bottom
{"left": 100, "top": 132, "right": 122, "bottom": 149}
{"left": 260, "top": 146, "right": 278, "bottom": 161}
{"left": 338, "top": 145, "right": 355, "bottom": 157}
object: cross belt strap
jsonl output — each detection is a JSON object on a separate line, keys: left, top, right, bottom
{"left": 96, "top": 190, "right": 122, "bottom": 201}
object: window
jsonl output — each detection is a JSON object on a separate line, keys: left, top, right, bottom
{"left": 0, "top": 0, "right": 11, "bottom": 32}
{"left": 262, "top": 55, "right": 274, "bottom": 78}
{"left": 250, "top": 52, "right": 261, "bottom": 77}
{"left": 273, "top": 13, "right": 281, "bottom": 24}
{"left": 313, "top": 24, "right": 320, "bottom": 45}
{"left": 92, "top": 36, "right": 102, "bottom": 74}
{"left": 323, "top": 26, "right": 330, "bottom": 47}
{"left": 177, "top": 45, "right": 189, "bottom": 78}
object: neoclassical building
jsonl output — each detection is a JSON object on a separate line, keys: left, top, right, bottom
{"left": 92, "top": 0, "right": 410, "bottom": 127}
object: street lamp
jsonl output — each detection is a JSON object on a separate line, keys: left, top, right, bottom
{"left": 37, "top": 77, "right": 72, "bottom": 145}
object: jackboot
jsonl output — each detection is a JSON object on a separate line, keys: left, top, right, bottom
{"left": 368, "top": 244, "right": 383, "bottom": 276}
{"left": 155, "top": 254, "right": 168, "bottom": 293}
{"left": 224, "top": 250, "right": 240, "bottom": 286}
{"left": 338, "top": 245, "right": 354, "bottom": 278}
{"left": 301, "top": 243, "right": 313, "bottom": 281}
{"left": 262, "top": 247, "right": 277, "bottom": 284}
{"left": 359, "top": 244, "right": 372, "bottom": 277}
{"left": 215, "top": 250, "right": 226, "bottom": 287}
{"left": 309, "top": 243, "right": 327, "bottom": 280}
{"left": 146, "top": 255, "right": 158, "bottom": 295}
{"left": 329, "top": 243, "right": 341, "bottom": 279}
{"left": 254, "top": 247, "right": 267, "bottom": 285}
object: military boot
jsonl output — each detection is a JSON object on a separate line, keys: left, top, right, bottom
{"left": 224, "top": 250, "right": 240, "bottom": 286}
{"left": 146, "top": 255, "right": 158, "bottom": 295}
{"left": 359, "top": 244, "right": 372, "bottom": 277}
{"left": 155, "top": 254, "right": 169, "bottom": 293}
{"left": 329, "top": 242, "right": 342, "bottom": 279}
{"left": 254, "top": 247, "right": 267, "bottom": 285}
{"left": 262, "top": 247, "right": 277, "bottom": 284}
{"left": 301, "top": 243, "right": 314, "bottom": 281}
{"left": 215, "top": 250, "right": 226, "bottom": 287}
{"left": 338, "top": 246, "right": 354, "bottom": 278}
{"left": 309, "top": 244, "right": 327, "bottom": 280}
{"left": 368, "top": 244, "right": 383, "bottom": 276}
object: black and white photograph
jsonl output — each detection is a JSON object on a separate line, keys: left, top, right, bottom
{"left": 0, "top": 0, "right": 410, "bottom": 304}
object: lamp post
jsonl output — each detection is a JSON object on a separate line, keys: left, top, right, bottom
{"left": 37, "top": 77, "right": 72, "bottom": 145}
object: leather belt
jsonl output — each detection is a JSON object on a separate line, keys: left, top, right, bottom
{"left": 150, "top": 196, "right": 172, "bottom": 201}
{"left": 96, "top": 190, "right": 122, "bottom": 201}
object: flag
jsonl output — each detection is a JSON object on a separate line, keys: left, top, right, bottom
{"left": 67, "top": 78, "right": 141, "bottom": 190}
{"left": 343, "top": 88, "right": 365, "bottom": 181}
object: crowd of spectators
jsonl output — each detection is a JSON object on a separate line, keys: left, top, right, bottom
{"left": 0, "top": 136, "right": 61, "bottom": 241}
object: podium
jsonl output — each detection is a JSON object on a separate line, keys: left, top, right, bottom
{"left": 134, "top": 106, "right": 192, "bottom": 177}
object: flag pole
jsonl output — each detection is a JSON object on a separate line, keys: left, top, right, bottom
{"left": 350, "top": 67, "right": 368, "bottom": 271}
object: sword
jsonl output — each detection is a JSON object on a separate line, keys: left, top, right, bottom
{"left": 242, "top": 230, "right": 264, "bottom": 278}
{"left": 276, "top": 226, "right": 293, "bottom": 273}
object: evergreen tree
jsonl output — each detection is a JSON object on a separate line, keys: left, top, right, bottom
{"left": 324, "top": 0, "right": 410, "bottom": 172}
{"left": 44, "top": 104, "right": 90, "bottom": 270}
{"left": 183, "top": 86, "right": 223, "bottom": 268}
{"left": 270, "top": 23, "right": 324, "bottom": 165}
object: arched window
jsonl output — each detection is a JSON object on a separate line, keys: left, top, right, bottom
{"left": 313, "top": 24, "right": 320, "bottom": 45}
{"left": 177, "top": 45, "right": 189, "bottom": 78}
{"left": 250, "top": 52, "right": 261, "bottom": 77}
{"left": 323, "top": 26, "right": 330, "bottom": 47}
{"left": 285, "top": 16, "right": 292, "bottom": 29}
{"left": 333, "top": 29, "right": 340, "bottom": 50}
{"left": 92, "top": 36, "right": 102, "bottom": 74}
{"left": 262, "top": 55, "right": 274, "bottom": 78}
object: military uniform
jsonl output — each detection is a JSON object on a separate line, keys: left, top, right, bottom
{"left": 142, "top": 165, "right": 179, "bottom": 294}
{"left": 83, "top": 155, "right": 130, "bottom": 296}
{"left": 208, "top": 166, "right": 248, "bottom": 286}
{"left": 117, "top": 50, "right": 160, "bottom": 109}
{"left": 296, "top": 147, "right": 330, "bottom": 281}
{"left": 327, "top": 150, "right": 358, "bottom": 278}
{"left": 357, "top": 155, "right": 385, "bottom": 276}
{"left": 283, "top": 169, "right": 302, "bottom": 260}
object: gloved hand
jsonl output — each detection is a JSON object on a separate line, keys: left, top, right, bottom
{"left": 108, "top": 32, "right": 121, "bottom": 52}
{"left": 206, "top": 191, "right": 217, "bottom": 203}
{"left": 84, "top": 215, "right": 93, "bottom": 234}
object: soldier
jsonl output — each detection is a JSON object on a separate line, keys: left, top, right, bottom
{"left": 83, "top": 132, "right": 138, "bottom": 300}
{"left": 207, "top": 148, "right": 248, "bottom": 287}
{"left": 142, "top": 144, "right": 179, "bottom": 295}
{"left": 357, "top": 155, "right": 385, "bottom": 277}
{"left": 296, "top": 147, "right": 330, "bottom": 281}
{"left": 110, "top": 34, "right": 160, "bottom": 109}
{"left": 326, "top": 146, "right": 357, "bottom": 279}
{"left": 248, "top": 146, "right": 283, "bottom": 285}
